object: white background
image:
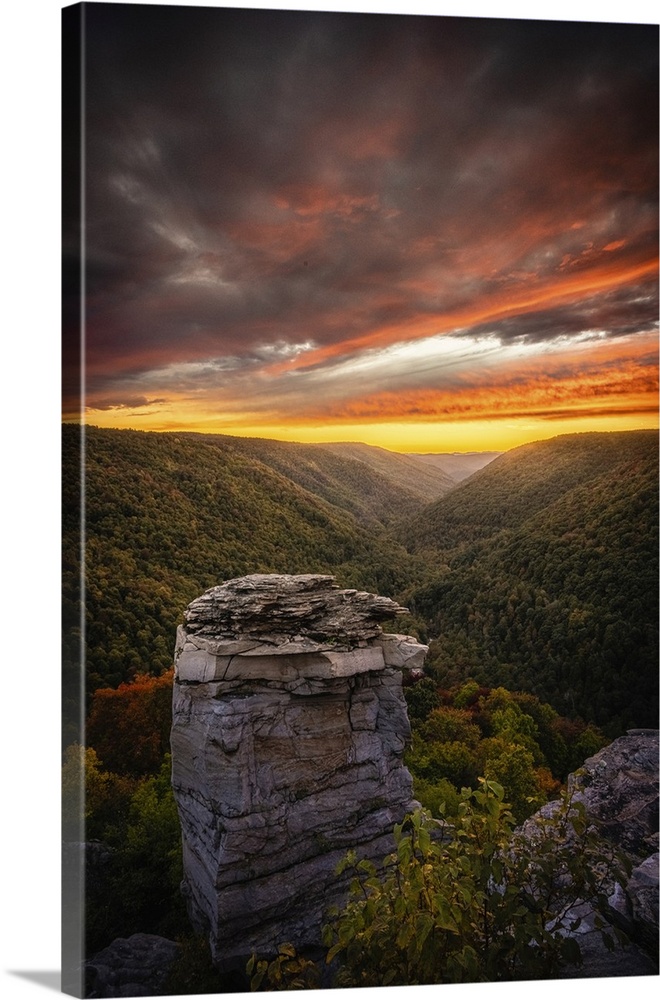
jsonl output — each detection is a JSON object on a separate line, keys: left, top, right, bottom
{"left": 0, "top": 1, "right": 657, "bottom": 998}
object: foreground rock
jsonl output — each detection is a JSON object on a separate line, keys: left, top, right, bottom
{"left": 521, "top": 729, "right": 659, "bottom": 978}
{"left": 568, "top": 728, "right": 659, "bottom": 865}
{"left": 170, "top": 574, "right": 426, "bottom": 969}
{"left": 570, "top": 728, "right": 659, "bottom": 975}
{"left": 84, "top": 934, "right": 180, "bottom": 997}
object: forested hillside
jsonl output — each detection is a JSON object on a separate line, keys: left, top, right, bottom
{"left": 62, "top": 425, "right": 426, "bottom": 739}
{"left": 196, "top": 433, "right": 450, "bottom": 525}
{"left": 403, "top": 431, "right": 659, "bottom": 733}
{"left": 403, "top": 431, "right": 656, "bottom": 549}
{"left": 63, "top": 423, "right": 658, "bottom": 972}
{"left": 318, "top": 441, "right": 456, "bottom": 500}
{"left": 406, "top": 451, "right": 501, "bottom": 482}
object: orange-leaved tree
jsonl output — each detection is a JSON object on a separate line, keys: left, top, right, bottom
{"left": 86, "top": 669, "right": 174, "bottom": 777}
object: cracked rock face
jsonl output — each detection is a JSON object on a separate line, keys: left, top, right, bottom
{"left": 183, "top": 572, "right": 409, "bottom": 643}
{"left": 170, "top": 575, "right": 426, "bottom": 967}
{"left": 521, "top": 729, "right": 659, "bottom": 977}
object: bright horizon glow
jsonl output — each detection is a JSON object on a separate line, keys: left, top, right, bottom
{"left": 70, "top": 323, "right": 659, "bottom": 452}
{"left": 69, "top": 410, "right": 658, "bottom": 455}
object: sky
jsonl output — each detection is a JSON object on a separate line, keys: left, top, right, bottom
{"left": 62, "top": 2, "right": 659, "bottom": 453}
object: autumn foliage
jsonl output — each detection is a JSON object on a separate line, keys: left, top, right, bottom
{"left": 86, "top": 670, "right": 174, "bottom": 777}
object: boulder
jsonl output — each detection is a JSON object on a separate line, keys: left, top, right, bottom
{"left": 84, "top": 934, "right": 180, "bottom": 997}
{"left": 170, "top": 574, "right": 426, "bottom": 969}
{"left": 608, "top": 852, "right": 659, "bottom": 956}
{"left": 182, "top": 573, "right": 408, "bottom": 643}
{"left": 568, "top": 728, "right": 659, "bottom": 864}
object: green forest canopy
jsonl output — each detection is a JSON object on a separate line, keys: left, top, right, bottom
{"left": 404, "top": 431, "right": 658, "bottom": 733}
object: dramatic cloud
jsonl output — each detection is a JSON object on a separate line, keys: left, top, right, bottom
{"left": 64, "top": 6, "right": 658, "bottom": 450}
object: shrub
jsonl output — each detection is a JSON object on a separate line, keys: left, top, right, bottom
{"left": 478, "top": 737, "right": 545, "bottom": 821}
{"left": 412, "top": 776, "right": 461, "bottom": 818}
{"left": 247, "top": 943, "right": 321, "bottom": 991}
{"left": 321, "top": 781, "right": 627, "bottom": 986}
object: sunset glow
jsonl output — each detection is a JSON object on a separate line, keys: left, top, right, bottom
{"left": 63, "top": 7, "right": 659, "bottom": 453}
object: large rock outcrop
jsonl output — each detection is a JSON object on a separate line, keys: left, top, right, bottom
{"left": 521, "top": 729, "right": 659, "bottom": 977}
{"left": 170, "top": 574, "right": 426, "bottom": 968}
{"left": 568, "top": 728, "right": 659, "bottom": 973}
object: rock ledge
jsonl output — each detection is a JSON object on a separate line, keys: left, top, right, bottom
{"left": 183, "top": 572, "right": 409, "bottom": 644}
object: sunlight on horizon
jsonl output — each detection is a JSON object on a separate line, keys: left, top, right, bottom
{"left": 68, "top": 410, "right": 659, "bottom": 454}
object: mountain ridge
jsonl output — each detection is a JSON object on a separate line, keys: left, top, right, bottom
{"left": 405, "top": 429, "right": 658, "bottom": 732}
{"left": 184, "top": 432, "right": 453, "bottom": 523}
{"left": 318, "top": 440, "right": 457, "bottom": 497}
{"left": 406, "top": 450, "right": 501, "bottom": 482}
{"left": 403, "top": 430, "right": 658, "bottom": 552}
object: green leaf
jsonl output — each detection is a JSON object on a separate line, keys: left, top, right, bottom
{"left": 436, "top": 900, "right": 459, "bottom": 933}
{"left": 600, "top": 931, "right": 615, "bottom": 952}
{"left": 417, "top": 911, "right": 435, "bottom": 948}
{"left": 560, "top": 936, "right": 582, "bottom": 966}
{"left": 396, "top": 922, "right": 414, "bottom": 949}
{"left": 326, "top": 941, "right": 344, "bottom": 964}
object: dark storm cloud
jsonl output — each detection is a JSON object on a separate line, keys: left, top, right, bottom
{"left": 88, "top": 395, "right": 167, "bottom": 411}
{"left": 465, "top": 276, "right": 659, "bottom": 346}
{"left": 63, "top": 5, "right": 658, "bottom": 417}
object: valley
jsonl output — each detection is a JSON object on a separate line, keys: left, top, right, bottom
{"left": 63, "top": 424, "right": 658, "bottom": 737}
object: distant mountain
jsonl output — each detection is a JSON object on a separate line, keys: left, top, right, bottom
{"left": 319, "top": 441, "right": 456, "bottom": 500}
{"left": 406, "top": 451, "right": 501, "bottom": 483}
{"left": 403, "top": 431, "right": 657, "bottom": 551}
{"left": 404, "top": 430, "right": 659, "bottom": 733}
{"left": 206, "top": 433, "right": 452, "bottom": 525}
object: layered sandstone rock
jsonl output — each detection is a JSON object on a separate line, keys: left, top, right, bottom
{"left": 170, "top": 574, "right": 426, "bottom": 967}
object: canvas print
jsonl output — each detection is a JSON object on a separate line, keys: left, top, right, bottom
{"left": 62, "top": 2, "right": 659, "bottom": 997}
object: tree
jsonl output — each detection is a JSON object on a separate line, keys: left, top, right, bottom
{"left": 453, "top": 679, "right": 481, "bottom": 709}
{"left": 62, "top": 743, "right": 134, "bottom": 842}
{"left": 86, "top": 670, "right": 174, "bottom": 777}
{"left": 406, "top": 732, "right": 479, "bottom": 790}
{"left": 84, "top": 754, "right": 188, "bottom": 953}
{"left": 404, "top": 676, "right": 441, "bottom": 722}
{"left": 419, "top": 706, "right": 480, "bottom": 747}
{"left": 113, "top": 753, "right": 185, "bottom": 936}
{"left": 478, "top": 737, "right": 545, "bottom": 822}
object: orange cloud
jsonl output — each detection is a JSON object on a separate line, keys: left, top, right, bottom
{"left": 267, "top": 255, "right": 658, "bottom": 375}
{"left": 282, "top": 335, "right": 659, "bottom": 427}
